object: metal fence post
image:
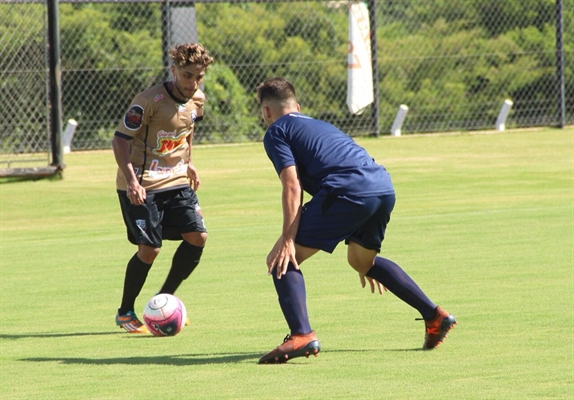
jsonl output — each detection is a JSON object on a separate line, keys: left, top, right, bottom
{"left": 47, "top": 0, "right": 63, "bottom": 168}
{"left": 555, "top": 0, "right": 565, "bottom": 129}
{"left": 368, "top": 0, "right": 380, "bottom": 137}
{"left": 162, "top": 1, "right": 171, "bottom": 82}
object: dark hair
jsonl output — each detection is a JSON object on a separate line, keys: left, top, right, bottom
{"left": 169, "top": 43, "right": 214, "bottom": 69}
{"left": 256, "top": 77, "right": 296, "bottom": 105}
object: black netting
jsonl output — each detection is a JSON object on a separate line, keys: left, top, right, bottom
{"left": 1, "top": 0, "right": 572, "bottom": 156}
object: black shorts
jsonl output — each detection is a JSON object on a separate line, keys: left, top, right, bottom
{"left": 117, "top": 186, "right": 207, "bottom": 248}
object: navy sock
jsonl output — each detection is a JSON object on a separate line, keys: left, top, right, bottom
{"left": 119, "top": 253, "right": 152, "bottom": 315}
{"left": 366, "top": 257, "right": 437, "bottom": 320}
{"left": 272, "top": 263, "right": 312, "bottom": 335}
{"left": 159, "top": 241, "right": 203, "bottom": 294}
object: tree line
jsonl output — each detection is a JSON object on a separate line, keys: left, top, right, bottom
{"left": 1, "top": 1, "right": 571, "bottom": 151}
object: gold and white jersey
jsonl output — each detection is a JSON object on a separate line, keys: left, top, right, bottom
{"left": 115, "top": 83, "right": 204, "bottom": 192}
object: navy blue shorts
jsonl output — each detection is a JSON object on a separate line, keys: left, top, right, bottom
{"left": 295, "top": 190, "right": 396, "bottom": 253}
{"left": 117, "top": 186, "right": 207, "bottom": 248}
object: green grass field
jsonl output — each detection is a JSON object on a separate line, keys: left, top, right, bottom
{"left": 0, "top": 128, "right": 572, "bottom": 399}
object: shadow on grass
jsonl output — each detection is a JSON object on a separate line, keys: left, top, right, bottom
{"left": 335, "top": 348, "right": 422, "bottom": 352}
{"left": 0, "top": 332, "right": 123, "bottom": 339}
{"left": 21, "top": 352, "right": 260, "bottom": 365}
{"left": 20, "top": 348, "right": 423, "bottom": 366}
{"left": 384, "top": 348, "right": 425, "bottom": 352}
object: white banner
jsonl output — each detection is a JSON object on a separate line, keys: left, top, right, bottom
{"left": 347, "top": 1, "right": 373, "bottom": 115}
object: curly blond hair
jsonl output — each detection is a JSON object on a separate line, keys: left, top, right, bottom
{"left": 168, "top": 43, "right": 214, "bottom": 69}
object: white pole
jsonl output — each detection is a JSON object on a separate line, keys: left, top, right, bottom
{"left": 347, "top": 1, "right": 373, "bottom": 115}
{"left": 62, "top": 119, "right": 78, "bottom": 154}
{"left": 391, "top": 104, "right": 409, "bottom": 136}
{"left": 495, "top": 99, "right": 513, "bottom": 131}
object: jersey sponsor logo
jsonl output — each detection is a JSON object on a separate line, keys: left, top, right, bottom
{"left": 148, "top": 159, "right": 186, "bottom": 179}
{"left": 153, "top": 129, "right": 188, "bottom": 155}
{"left": 153, "top": 94, "right": 165, "bottom": 102}
{"left": 124, "top": 105, "right": 144, "bottom": 130}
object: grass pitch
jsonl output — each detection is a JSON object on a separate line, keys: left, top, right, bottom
{"left": 0, "top": 128, "right": 572, "bottom": 399}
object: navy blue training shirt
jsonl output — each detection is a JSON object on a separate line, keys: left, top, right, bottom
{"left": 263, "top": 112, "right": 395, "bottom": 197}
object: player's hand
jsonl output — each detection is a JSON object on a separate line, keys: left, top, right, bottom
{"left": 266, "top": 236, "right": 299, "bottom": 278}
{"left": 127, "top": 181, "right": 146, "bottom": 205}
{"left": 187, "top": 163, "right": 200, "bottom": 191}
{"left": 359, "top": 273, "right": 387, "bottom": 295}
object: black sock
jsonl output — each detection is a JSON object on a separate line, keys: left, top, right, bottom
{"left": 272, "top": 263, "right": 312, "bottom": 335}
{"left": 119, "top": 253, "right": 153, "bottom": 315}
{"left": 159, "top": 241, "right": 203, "bottom": 294}
{"left": 366, "top": 257, "right": 437, "bottom": 320}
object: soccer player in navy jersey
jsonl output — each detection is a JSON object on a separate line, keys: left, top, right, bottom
{"left": 256, "top": 77, "right": 456, "bottom": 364}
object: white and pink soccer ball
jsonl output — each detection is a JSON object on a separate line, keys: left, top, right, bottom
{"left": 143, "top": 294, "right": 187, "bottom": 337}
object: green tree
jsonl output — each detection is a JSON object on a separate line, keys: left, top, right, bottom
{"left": 59, "top": 3, "right": 163, "bottom": 147}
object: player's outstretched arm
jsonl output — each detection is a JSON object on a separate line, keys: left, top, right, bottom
{"left": 266, "top": 166, "right": 302, "bottom": 278}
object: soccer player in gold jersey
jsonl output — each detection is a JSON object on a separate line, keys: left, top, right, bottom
{"left": 112, "top": 43, "right": 214, "bottom": 333}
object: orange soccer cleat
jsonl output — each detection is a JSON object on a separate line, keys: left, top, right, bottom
{"left": 259, "top": 331, "right": 321, "bottom": 364}
{"left": 115, "top": 310, "right": 149, "bottom": 334}
{"left": 421, "top": 306, "right": 457, "bottom": 350}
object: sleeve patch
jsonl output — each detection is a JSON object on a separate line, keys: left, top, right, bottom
{"left": 123, "top": 105, "right": 144, "bottom": 130}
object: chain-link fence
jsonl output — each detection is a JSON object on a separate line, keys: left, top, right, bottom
{"left": 1, "top": 0, "right": 572, "bottom": 160}
{"left": 1, "top": 2, "right": 50, "bottom": 166}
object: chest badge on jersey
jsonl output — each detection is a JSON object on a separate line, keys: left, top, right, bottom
{"left": 153, "top": 129, "right": 188, "bottom": 155}
{"left": 124, "top": 105, "right": 144, "bottom": 130}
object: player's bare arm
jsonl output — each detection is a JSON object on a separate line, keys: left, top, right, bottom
{"left": 111, "top": 135, "right": 146, "bottom": 205}
{"left": 187, "top": 163, "right": 200, "bottom": 191}
{"left": 186, "top": 134, "right": 200, "bottom": 191}
{"left": 185, "top": 88, "right": 204, "bottom": 191}
{"left": 266, "top": 165, "right": 302, "bottom": 278}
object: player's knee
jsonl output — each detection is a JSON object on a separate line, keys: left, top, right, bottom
{"left": 198, "top": 232, "right": 208, "bottom": 246}
{"left": 138, "top": 246, "right": 160, "bottom": 264}
{"left": 350, "top": 262, "right": 372, "bottom": 275}
{"left": 183, "top": 231, "right": 207, "bottom": 247}
{"left": 347, "top": 251, "right": 374, "bottom": 275}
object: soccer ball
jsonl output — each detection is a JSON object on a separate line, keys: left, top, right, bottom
{"left": 143, "top": 294, "right": 187, "bottom": 337}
